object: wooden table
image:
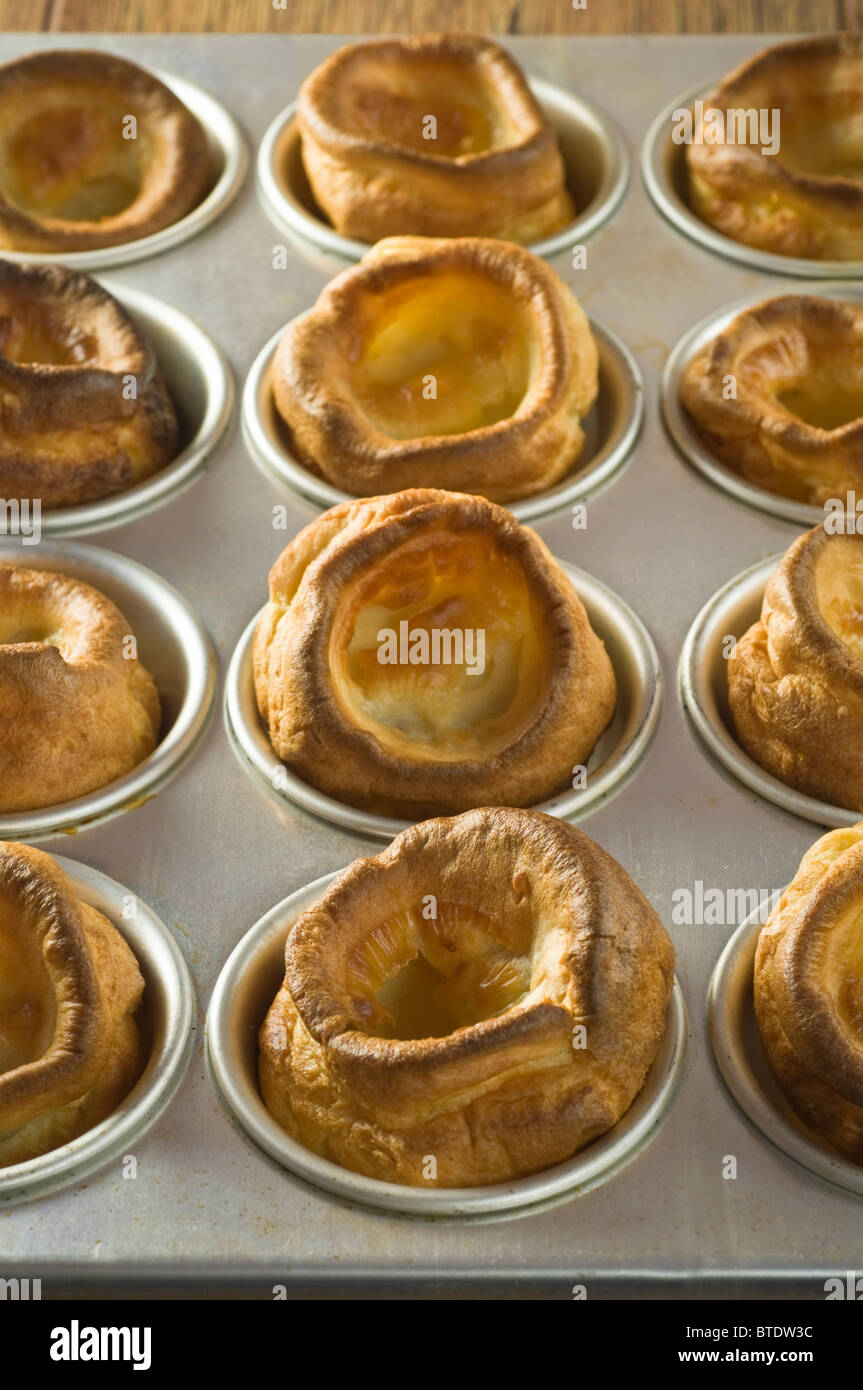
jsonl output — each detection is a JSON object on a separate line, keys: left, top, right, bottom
{"left": 1, "top": 0, "right": 859, "bottom": 35}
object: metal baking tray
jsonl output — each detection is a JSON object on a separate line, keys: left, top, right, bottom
{"left": 3, "top": 32, "right": 862, "bottom": 1300}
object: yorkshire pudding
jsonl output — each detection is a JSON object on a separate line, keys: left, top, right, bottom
{"left": 728, "top": 525, "right": 863, "bottom": 811}
{"left": 259, "top": 807, "right": 675, "bottom": 1187}
{"left": 296, "top": 34, "right": 574, "bottom": 244}
{"left": 0, "top": 49, "right": 211, "bottom": 253}
{"left": 271, "top": 236, "right": 598, "bottom": 504}
{"left": 681, "top": 295, "right": 863, "bottom": 505}
{"left": 0, "top": 261, "right": 178, "bottom": 509}
{"left": 0, "top": 562, "right": 160, "bottom": 813}
{"left": 0, "top": 841, "right": 143, "bottom": 1167}
{"left": 755, "top": 824, "right": 863, "bottom": 1163}
{"left": 686, "top": 35, "right": 863, "bottom": 261}
{"left": 253, "top": 489, "right": 616, "bottom": 820}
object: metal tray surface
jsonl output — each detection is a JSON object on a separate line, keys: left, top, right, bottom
{"left": 258, "top": 77, "right": 630, "bottom": 263}
{"left": 243, "top": 313, "right": 644, "bottom": 523}
{"left": 2, "top": 32, "right": 860, "bottom": 1299}
{"left": 224, "top": 560, "right": 662, "bottom": 840}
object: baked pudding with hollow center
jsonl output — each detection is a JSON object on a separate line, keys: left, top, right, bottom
{"left": 755, "top": 824, "right": 863, "bottom": 1163}
{"left": 271, "top": 236, "right": 598, "bottom": 504}
{"left": 295, "top": 34, "right": 574, "bottom": 244}
{"left": 0, "top": 261, "right": 179, "bottom": 509}
{"left": 728, "top": 525, "right": 863, "bottom": 811}
{"left": 0, "top": 49, "right": 212, "bottom": 252}
{"left": 0, "top": 841, "right": 143, "bottom": 1167}
{"left": 0, "top": 562, "right": 160, "bottom": 813}
{"left": 680, "top": 295, "right": 863, "bottom": 505}
{"left": 686, "top": 34, "right": 863, "bottom": 261}
{"left": 253, "top": 489, "right": 616, "bottom": 819}
{"left": 259, "top": 807, "right": 675, "bottom": 1187}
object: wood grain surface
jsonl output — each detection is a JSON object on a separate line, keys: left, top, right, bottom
{"left": 0, "top": 0, "right": 859, "bottom": 35}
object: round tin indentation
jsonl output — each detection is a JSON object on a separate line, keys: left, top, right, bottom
{"left": 207, "top": 869, "right": 686, "bottom": 1218}
{"left": 642, "top": 81, "right": 863, "bottom": 280}
{"left": 662, "top": 281, "right": 863, "bottom": 528}
{"left": 0, "top": 539, "right": 217, "bottom": 840}
{"left": 680, "top": 554, "right": 859, "bottom": 828}
{"left": 0, "top": 853, "right": 195, "bottom": 1207}
{"left": 257, "top": 77, "right": 629, "bottom": 264}
{"left": 0, "top": 69, "right": 248, "bottom": 272}
{"left": 708, "top": 905, "right": 863, "bottom": 1199}
{"left": 224, "top": 560, "right": 662, "bottom": 842}
{"left": 38, "top": 280, "right": 234, "bottom": 538}
{"left": 242, "top": 314, "right": 643, "bottom": 523}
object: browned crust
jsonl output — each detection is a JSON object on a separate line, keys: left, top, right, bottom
{"left": 728, "top": 525, "right": 863, "bottom": 810}
{"left": 0, "top": 49, "right": 212, "bottom": 252}
{"left": 0, "top": 562, "right": 161, "bottom": 813}
{"left": 259, "top": 808, "right": 675, "bottom": 1187}
{"left": 755, "top": 825, "right": 863, "bottom": 1163}
{"left": 252, "top": 489, "right": 616, "bottom": 818}
{"left": 680, "top": 295, "right": 863, "bottom": 505}
{"left": 685, "top": 34, "right": 863, "bottom": 260}
{"left": 271, "top": 236, "right": 598, "bottom": 504}
{"left": 296, "top": 34, "right": 573, "bottom": 243}
{"left": 0, "top": 841, "right": 144, "bottom": 1166}
{"left": 0, "top": 261, "right": 178, "bottom": 509}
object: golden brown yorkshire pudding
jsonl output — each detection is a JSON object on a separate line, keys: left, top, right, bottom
{"left": 272, "top": 236, "right": 598, "bottom": 504}
{"left": 0, "top": 261, "right": 178, "bottom": 509}
{"left": 0, "top": 49, "right": 211, "bottom": 253}
{"left": 0, "top": 563, "right": 160, "bottom": 813}
{"left": 253, "top": 490, "right": 616, "bottom": 820}
{"left": 755, "top": 824, "right": 863, "bottom": 1163}
{"left": 728, "top": 525, "right": 863, "bottom": 811}
{"left": 296, "top": 34, "right": 574, "bottom": 244}
{"left": 0, "top": 841, "right": 143, "bottom": 1167}
{"left": 259, "top": 808, "right": 675, "bottom": 1187}
{"left": 686, "top": 35, "right": 863, "bottom": 261}
{"left": 681, "top": 295, "right": 863, "bottom": 505}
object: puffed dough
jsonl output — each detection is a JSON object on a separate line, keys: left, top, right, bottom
{"left": 296, "top": 34, "right": 574, "bottom": 245}
{"left": 253, "top": 489, "right": 616, "bottom": 819}
{"left": 0, "top": 563, "right": 160, "bottom": 813}
{"left": 0, "top": 49, "right": 211, "bottom": 252}
{"left": 272, "top": 235, "right": 598, "bottom": 505}
{"left": 0, "top": 842, "right": 143, "bottom": 1167}
{"left": 687, "top": 35, "right": 863, "bottom": 261}
{"left": 681, "top": 295, "right": 863, "bottom": 505}
{"left": 260, "top": 808, "right": 675, "bottom": 1187}
{"left": 755, "top": 824, "right": 863, "bottom": 1163}
{"left": 728, "top": 525, "right": 863, "bottom": 811}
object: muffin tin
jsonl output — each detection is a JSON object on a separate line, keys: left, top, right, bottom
{"left": 225, "top": 560, "right": 662, "bottom": 839}
{"left": 3, "top": 32, "right": 863, "bottom": 1299}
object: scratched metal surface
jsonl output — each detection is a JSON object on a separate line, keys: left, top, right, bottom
{"left": 0, "top": 32, "right": 850, "bottom": 1297}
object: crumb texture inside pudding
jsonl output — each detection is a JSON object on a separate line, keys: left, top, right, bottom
{"left": 332, "top": 526, "right": 549, "bottom": 759}
{"left": 347, "top": 901, "right": 532, "bottom": 1040}
{"left": 0, "top": 298, "right": 96, "bottom": 367}
{"left": 1, "top": 97, "right": 146, "bottom": 221}
{"left": 348, "top": 271, "right": 532, "bottom": 438}
{"left": 336, "top": 58, "right": 513, "bottom": 157}
{"left": 0, "top": 893, "right": 55, "bottom": 1075}
{"left": 815, "top": 543, "right": 863, "bottom": 659}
